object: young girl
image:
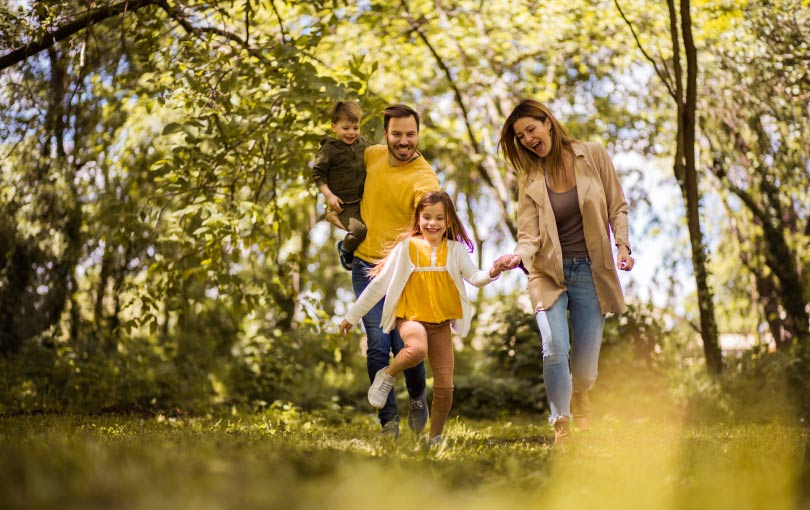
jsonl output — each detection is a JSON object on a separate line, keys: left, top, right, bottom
{"left": 340, "top": 191, "right": 507, "bottom": 444}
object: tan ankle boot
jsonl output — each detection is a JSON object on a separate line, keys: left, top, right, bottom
{"left": 553, "top": 416, "right": 570, "bottom": 448}
{"left": 571, "top": 391, "right": 592, "bottom": 430}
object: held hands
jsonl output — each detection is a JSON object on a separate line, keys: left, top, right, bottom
{"left": 490, "top": 254, "right": 522, "bottom": 278}
{"left": 339, "top": 319, "right": 353, "bottom": 336}
{"left": 616, "top": 245, "right": 634, "bottom": 272}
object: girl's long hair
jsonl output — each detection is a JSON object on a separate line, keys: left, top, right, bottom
{"left": 367, "top": 191, "right": 473, "bottom": 277}
{"left": 498, "top": 99, "right": 576, "bottom": 184}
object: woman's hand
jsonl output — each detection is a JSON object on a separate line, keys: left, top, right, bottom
{"left": 616, "top": 245, "right": 634, "bottom": 271}
{"left": 493, "top": 254, "right": 522, "bottom": 273}
{"left": 339, "top": 319, "right": 353, "bottom": 336}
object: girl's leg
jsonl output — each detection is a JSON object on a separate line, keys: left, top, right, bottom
{"left": 387, "top": 319, "right": 428, "bottom": 377}
{"left": 535, "top": 291, "right": 572, "bottom": 424}
{"left": 425, "top": 322, "right": 454, "bottom": 439}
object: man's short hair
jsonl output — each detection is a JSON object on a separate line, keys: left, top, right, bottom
{"left": 383, "top": 104, "right": 420, "bottom": 132}
{"left": 331, "top": 101, "right": 362, "bottom": 123}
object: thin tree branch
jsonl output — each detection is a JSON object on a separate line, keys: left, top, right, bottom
{"left": 269, "top": 0, "right": 288, "bottom": 45}
{"left": 0, "top": 0, "right": 160, "bottom": 72}
{"left": 399, "top": 0, "right": 516, "bottom": 237}
{"left": 614, "top": 0, "right": 678, "bottom": 100}
{"left": 667, "top": 0, "right": 684, "bottom": 105}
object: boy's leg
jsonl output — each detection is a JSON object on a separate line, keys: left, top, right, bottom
{"left": 425, "top": 322, "right": 454, "bottom": 440}
{"left": 339, "top": 203, "right": 367, "bottom": 253}
{"left": 352, "top": 259, "right": 398, "bottom": 427}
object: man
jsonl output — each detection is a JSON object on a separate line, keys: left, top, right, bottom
{"left": 351, "top": 104, "right": 440, "bottom": 438}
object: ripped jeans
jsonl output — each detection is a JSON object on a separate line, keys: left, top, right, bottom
{"left": 534, "top": 257, "right": 605, "bottom": 424}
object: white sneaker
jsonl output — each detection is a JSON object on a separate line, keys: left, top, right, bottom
{"left": 427, "top": 434, "right": 444, "bottom": 446}
{"left": 368, "top": 368, "right": 395, "bottom": 408}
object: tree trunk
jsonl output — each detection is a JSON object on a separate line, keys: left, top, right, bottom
{"left": 676, "top": 0, "right": 722, "bottom": 372}
{"left": 617, "top": 0, "right": 723, "bottom": 372}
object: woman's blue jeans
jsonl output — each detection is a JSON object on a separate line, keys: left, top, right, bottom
{"left": 534, "top": 257, "right": 605, "bottom": 424}
{"left": 352, "top": 258, "right": 426, "bottom": 426}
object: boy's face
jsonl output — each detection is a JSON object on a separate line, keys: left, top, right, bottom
{"left": 331, "top": 119, "right": 361, "bottom": 145}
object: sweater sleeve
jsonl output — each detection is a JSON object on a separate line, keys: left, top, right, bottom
{"left": 412, "top": 166, "right": 441, "bottom": 207}
{"left": 343, "top": 242, "right": 403, "bottom": 325}
{"left": 454, "top": 243, "right": 498, "bottom": 288}
{"left": 513, "top": 180, "right": 543, "bottom": 269}
{"left": 311, "top": 141, "right": 331, "bottom": 188}
{"left": 592, "top": 144, "right": 631, "bottom": 253}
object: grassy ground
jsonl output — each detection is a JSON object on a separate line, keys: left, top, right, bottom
{"left": 1, "top": 406, "right": 808, "bottom": 510}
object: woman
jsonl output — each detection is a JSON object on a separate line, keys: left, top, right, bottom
{"left": 494, "top": 99, "right": 634, "bottom": 447}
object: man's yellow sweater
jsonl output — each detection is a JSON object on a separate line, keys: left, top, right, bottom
{"left": 354, "top": 145, "right": 440, "bottom": 263}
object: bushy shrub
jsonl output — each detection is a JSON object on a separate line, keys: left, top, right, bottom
{"left": 453, "top": 373, "right": 545, "bottom": 418}
{"left": 227, "top": 316, "right": 367, "bottom": 411}
{"left": 455, "top": 295, "right": 546, "bottom": 417}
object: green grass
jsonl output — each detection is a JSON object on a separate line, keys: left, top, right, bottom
{"left": 1, "top": 407, "right": 808, "bottom": 510}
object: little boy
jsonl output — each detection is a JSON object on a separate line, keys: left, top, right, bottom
{"left": 312, "top": 101, "right": 369, "bottom": 270}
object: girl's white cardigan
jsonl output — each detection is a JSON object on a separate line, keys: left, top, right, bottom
{"left": 344, "top": 238, "right": 498, "bottom": 337}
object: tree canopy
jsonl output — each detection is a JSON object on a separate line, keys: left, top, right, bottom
{"left": 1, "top": 0, "right": 808, "bottom": 413}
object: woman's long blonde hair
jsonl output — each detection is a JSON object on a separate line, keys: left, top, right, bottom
{"left": 367, "top": 191, "right": 473, "bottom": 277}
{"left": 498, "top": 99, "right": 576, "bottom": 184}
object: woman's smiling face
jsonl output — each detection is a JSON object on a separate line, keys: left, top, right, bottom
{"left": 513, "top": 116, "right": 552, "bottom": 158}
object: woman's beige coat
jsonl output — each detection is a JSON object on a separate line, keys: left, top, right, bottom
{"left": 513, "top": 141, "right": 630, "bottom": 314}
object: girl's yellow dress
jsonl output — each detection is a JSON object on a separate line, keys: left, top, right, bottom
{"left": 396, "top": 238, "right": 462, "bottom": 323}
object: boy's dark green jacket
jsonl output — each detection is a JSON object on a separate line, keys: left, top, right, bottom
{"left": 311, "top": 135, "right": 369, "bottom": 203}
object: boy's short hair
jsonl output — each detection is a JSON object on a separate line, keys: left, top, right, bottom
{"left": 331, "top": 101, "right": 362, "bottom": 123}
{"left": 383, "top": 104, "right": 420, "bottom": 132}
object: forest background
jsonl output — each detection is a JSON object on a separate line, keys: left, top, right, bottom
{"left": 2, "top": 1, "right": 810, "bottom": 508}
{"left": 1, "top": 0, "right": 809, "bottom": 425}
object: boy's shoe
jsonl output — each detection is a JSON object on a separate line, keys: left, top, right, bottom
{"left": 368, "top": 368, "right": 395, "bottom": 409}
{"left": 571, "top": 390, "right": 592, "bottom": 430}
{"left": 407, "top": 391, "right": 429, "bottom": 433}
{"left": 380, "top": 419, "right": 400, "bottom": 439}
{"left": 337, "top": 240, "right": 353, "bottom": 271}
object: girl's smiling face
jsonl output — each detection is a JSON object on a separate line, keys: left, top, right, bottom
{"left": 418, "top": 201, "right": 447, "bottom": 246}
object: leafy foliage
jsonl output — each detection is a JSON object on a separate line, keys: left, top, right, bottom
{"left": 0, "top": 0, "right": 808, "bottom": 415}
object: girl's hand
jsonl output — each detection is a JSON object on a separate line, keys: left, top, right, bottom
{"left": 617, "top": 245, "right": 634, "bottom": 271}
{"left": 339, "top": 320, "right": 353, "bottom": 336}
{"left": 493, "top": 254, "right": 522, "bottom": 272}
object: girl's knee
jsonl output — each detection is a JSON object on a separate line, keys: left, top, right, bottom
{"left": 432, "top": 385, "right": 454, "bottom": 402}
{"left": 411, "top": 344, "right": 428, "bottom": 361}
